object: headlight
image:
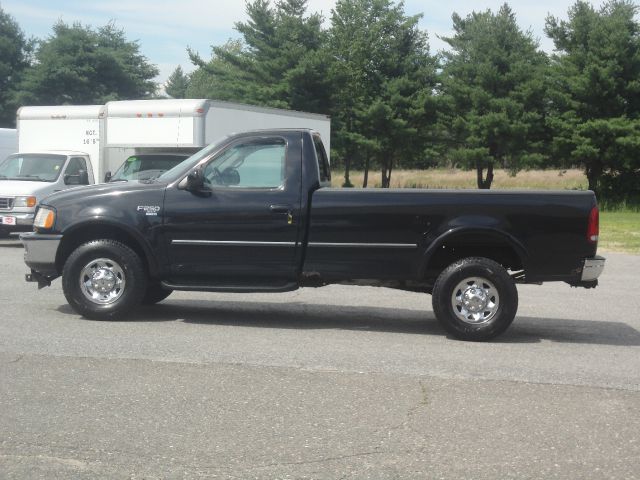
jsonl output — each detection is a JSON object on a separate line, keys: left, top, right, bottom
{"left": 14, "top": 196, "right": 37, "bottom": 208}
{"left": 33, "top": 207, "right": 56, "bottom": 230}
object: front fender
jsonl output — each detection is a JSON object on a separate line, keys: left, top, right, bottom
{"left": 57, "top": 217, "right": 161, "bottom": 277}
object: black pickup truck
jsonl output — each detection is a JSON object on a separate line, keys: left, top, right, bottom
{"left": 21, "top": 129, "right": 605, "bottom": 340}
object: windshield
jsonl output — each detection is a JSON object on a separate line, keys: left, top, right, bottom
{"left": 110, "top": 154, "right": 189, "bottom": 181}
{"left": 0, "top": 154, "right": 66, "bottom": 182}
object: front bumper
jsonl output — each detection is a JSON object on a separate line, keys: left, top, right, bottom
{"left": 0, "top": 212, "right": 35, "bottom": 232}
{"left": 20, "top": 232, "right": 63, "bottom": 279}
{"left": 581, "top": 255, "right": 606, "bottom": 282}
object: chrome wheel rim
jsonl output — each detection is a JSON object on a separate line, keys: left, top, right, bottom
{"left": 79, "top": 258, "right": 126, "bottom": 305}
{"left": 451, "top": 277, "right": 499, "bottom": 325}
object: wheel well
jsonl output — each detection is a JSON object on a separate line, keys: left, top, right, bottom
{"left": 424, "top": 232, "right": 524, "bottom": 282}
{"left": 56, "top": 224, "right": 151, "bottom": 276}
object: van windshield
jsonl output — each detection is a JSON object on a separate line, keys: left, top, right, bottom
{"left": 110, "top": 154, "right": 189, "bottom": 182}
{"left": 0, "top": 154, "right": 66, "bottom": 182}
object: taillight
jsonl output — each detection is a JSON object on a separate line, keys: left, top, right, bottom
{"left": 587, "top": 206, "right": 599, "bottom": 244}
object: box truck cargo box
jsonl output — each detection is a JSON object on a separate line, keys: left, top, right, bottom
{"left": 105, "top": 99, "right": 331, "bottom": 158}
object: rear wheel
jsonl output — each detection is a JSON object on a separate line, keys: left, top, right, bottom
{"left": 62, "top": 239, "right": 147, "bottom": 320}
{"left": 432, "top": 257, "right": 518, "bottom": 341}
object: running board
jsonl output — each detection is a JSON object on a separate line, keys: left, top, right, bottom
{"left": 160, "top": 281, "right": 299, "bottom": 294}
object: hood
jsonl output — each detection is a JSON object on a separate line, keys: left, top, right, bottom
{"left": 0, "top": 180, "right": 56, "bottom": 196}
{"left": 41, "top": 180, "right": 167, "bottom": 208}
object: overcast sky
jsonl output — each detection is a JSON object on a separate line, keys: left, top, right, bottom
{"left": 3, "top": 0, "right": 610, "bottom": 84}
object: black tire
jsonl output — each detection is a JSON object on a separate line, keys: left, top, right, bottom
{"left": 141, "top": 283, "right": 173, "bottom": 305}
{"left": 62, "top": 239, "right": 147, "bottom": 320}
{"left": 432, "top": 257, "right": 518, "bottom": 341}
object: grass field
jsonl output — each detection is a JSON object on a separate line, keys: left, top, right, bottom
{"left": 331, "top": 168, "right": 639, "bottom": 254}
{"left": 599, "top": 211, "right": 640, "bottom": 254}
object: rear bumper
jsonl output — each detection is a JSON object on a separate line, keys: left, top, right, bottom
{"left": 20, "top": 232, "right": 62, "bottom": 278}
{"left": 581, "top": 255, "right": 606, "bottom": 282}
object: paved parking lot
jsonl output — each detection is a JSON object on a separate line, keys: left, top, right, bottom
{"left": 1, "top": 236, "right": 639, "bottom": 479}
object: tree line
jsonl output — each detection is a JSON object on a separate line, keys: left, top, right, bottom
{"left": 1, "top": 0, "right": 639, "bottom": 203}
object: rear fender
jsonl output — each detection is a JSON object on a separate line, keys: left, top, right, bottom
{"left": 419, "top": 226, "right": 528, "bottom": 278}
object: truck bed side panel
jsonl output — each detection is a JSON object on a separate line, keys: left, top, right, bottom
{"left": 304, "top": 188, "right": 597, "bottom": 282}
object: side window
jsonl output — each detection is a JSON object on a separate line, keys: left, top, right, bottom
{"left": 203, "top": 138, "right": 286, "bottom": 189}
{"left": 313, "top": 135, "right": 331, "bottom": 184}
{"left": 65, "top": 157, "right": 89, "bottom": 185}
{"left": 66, "top": 157, "right": 87, "bottom": 176}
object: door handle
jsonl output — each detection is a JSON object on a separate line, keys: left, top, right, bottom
{"left": 269, "top": 204, "right": 292, "bottom": 214}
{"left": 270, "top": 204, "right": 294, "bottom": 225}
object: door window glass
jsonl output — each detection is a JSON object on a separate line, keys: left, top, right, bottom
{"left": 66, "top": 157, "right": 87, "bottom": 176}
{"left": 203, "top": 138, "right": 286, "bottom": 188}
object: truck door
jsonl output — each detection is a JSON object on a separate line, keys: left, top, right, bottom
{"left": 161, "top": 133, "right": 303, "bottom": 289}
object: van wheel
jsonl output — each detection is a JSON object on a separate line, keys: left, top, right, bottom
{"left": 62, "top": 239, "right": 147, "bottom": 320}
{"left": 432, "top": 257, "right": 518, "bottom": 341}
{"left": 142, "top": 283, "right": 173, "bottom": 305}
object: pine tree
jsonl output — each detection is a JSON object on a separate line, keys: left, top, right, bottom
{"left": 440, "top": 3, "right": 548, "bottom": 189}
{"left": 545, "top": 0, "right": 640, "bottom": 201}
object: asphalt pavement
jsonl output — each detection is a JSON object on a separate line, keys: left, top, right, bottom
{"left": 0, "top": 236, "right": 638, "bottom": 479}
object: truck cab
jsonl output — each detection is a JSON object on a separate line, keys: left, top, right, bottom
{"left": 0, "top": 151, "right": 93, "bottom": 237}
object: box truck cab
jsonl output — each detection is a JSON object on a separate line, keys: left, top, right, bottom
{"left": 0, "top": 106, "right": 101, "bottom": 237}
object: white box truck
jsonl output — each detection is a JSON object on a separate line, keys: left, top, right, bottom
{"left": 102, "top": 99, "right": 331, "bottom": 180}
{"left": 0, "top": 128, "right": 17, "bottom": 161}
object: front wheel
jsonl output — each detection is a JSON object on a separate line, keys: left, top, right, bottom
{"left": 432, "top": 257, "right": 518, "bottom": 341}
{"left": 62, "top": 239, "right": 147, "bottom": 320}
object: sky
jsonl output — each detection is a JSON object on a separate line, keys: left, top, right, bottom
{"left": 2, "top": 0, "right": 610, "bottom": 84}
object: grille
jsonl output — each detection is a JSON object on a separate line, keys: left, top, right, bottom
{"left": 0, "top": 197, "right": 14, "bottom": 210}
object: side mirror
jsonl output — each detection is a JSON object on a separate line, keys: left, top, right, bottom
{"left": 181, "top": 167, "right": 211, "bottom": 196}
{"left": 104, "top": 171, "right": 112, "bottom": 182}
{"left": 64, "top": 169, "right": 89, "bottom": 185}
{"left": 79, "top": 169, "right": 89, "bottom": 185}
{"left": 186, "top": 169, "right": 203, "bottom": 190}
{"left": 64, "top": 174, "right": 79, "bottom": 185}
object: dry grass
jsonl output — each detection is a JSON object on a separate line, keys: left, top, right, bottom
{"left": 331, "top": 168, "right": 588, "bottom": 190}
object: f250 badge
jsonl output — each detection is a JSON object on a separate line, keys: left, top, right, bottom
{"left": 137, "top": 205, "right": 161, "bottom": 216}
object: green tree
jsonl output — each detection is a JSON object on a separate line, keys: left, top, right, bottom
{"left": 440, "top": 3, "right": 548, "bottom": 189}
{"left": 165, "top": 65, "right": 190, "bottom": 99}
{"left": 18, "top": 21, "right": 158, "bottom": 105}
{"left": 329, "top": 0, "right": 438, "bottom": 187}
{"left": 545, "top": 0, "right": 640, "bottom": 200}
{"left": 0, "top": 5, "right": 31, "bottom": 126}
{"left": 189, "top": 0, "right": 330, "bottom": 113}
{"left": 187, "top": 39, "right": 253, "bottom": 100}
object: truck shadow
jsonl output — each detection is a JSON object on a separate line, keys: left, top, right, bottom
{"left": 117, "top": 299, "right": 640, "bottom": 347}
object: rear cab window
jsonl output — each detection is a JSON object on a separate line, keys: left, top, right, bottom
{"left": 312, "top": 134, "right": 331, "bottom": 186}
